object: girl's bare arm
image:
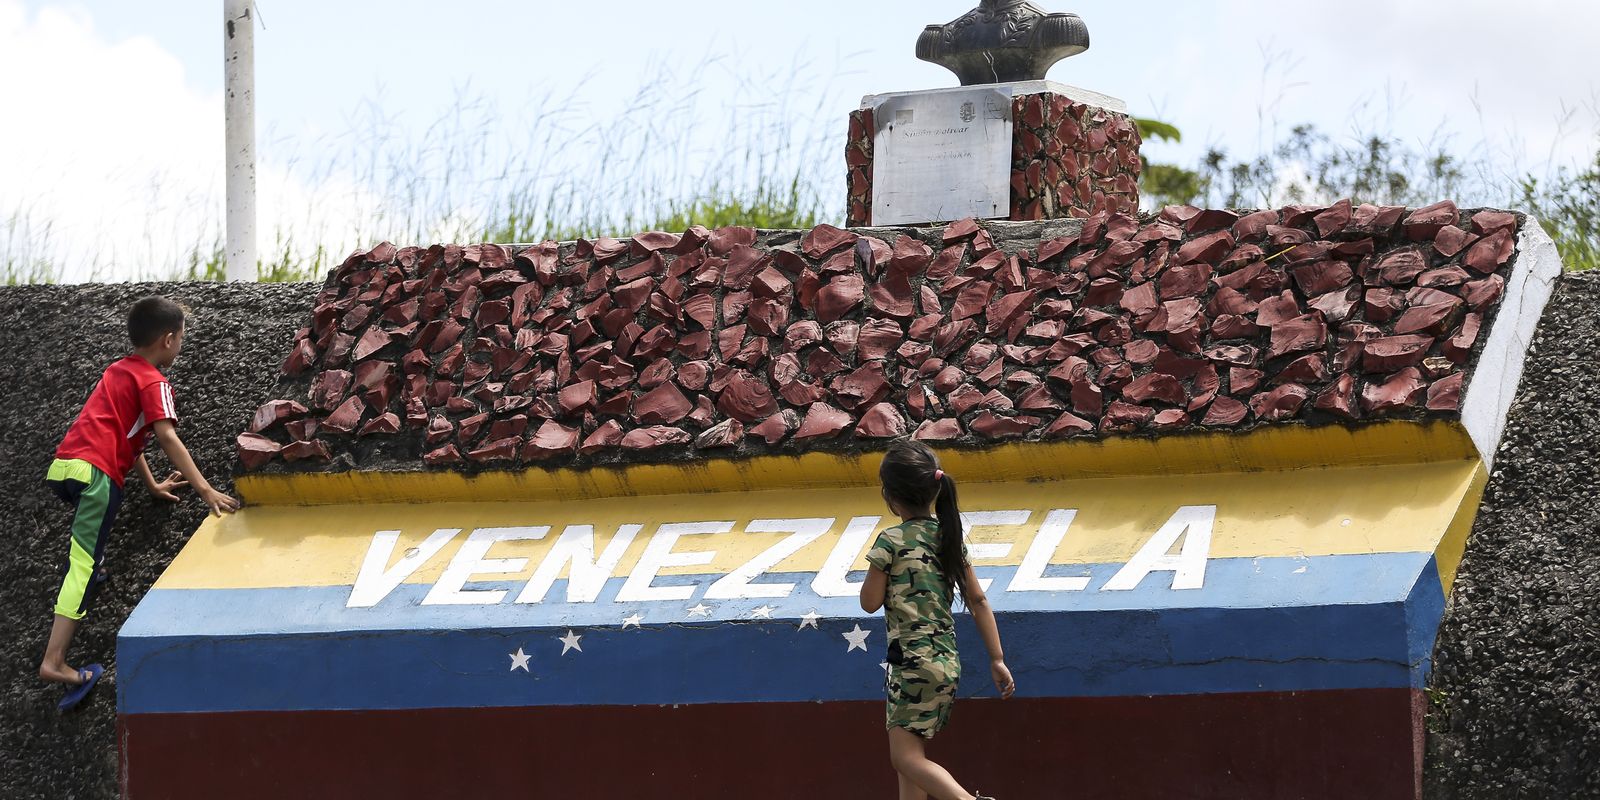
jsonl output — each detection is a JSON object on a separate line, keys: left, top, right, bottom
{"left": 963, "top": 564, "right": 1016, "bottom": 698}
{"left": 860, "top": 567, "right": 888, "bottom": 613}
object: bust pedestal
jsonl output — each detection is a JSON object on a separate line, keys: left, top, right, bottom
{"left": 845, "top": 81, "right": 1141, "bottom": 227}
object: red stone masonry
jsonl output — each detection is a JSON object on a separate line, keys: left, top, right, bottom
{"left": 239, "top": 200, "right": 1520, "bottom": 473}
{"left": 845, "top": 91, "right": 1141, "bottom": 227}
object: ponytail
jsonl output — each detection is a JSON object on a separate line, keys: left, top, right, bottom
{"left": 934, "top": 471, "right": 970, "bottom": 600}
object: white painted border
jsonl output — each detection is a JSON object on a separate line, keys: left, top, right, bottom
{"left": 1460, "top": 218, "right": 1564, "bottom": 472}
{"left": 862, "top": 80, "right": 1127, "bottom": 114}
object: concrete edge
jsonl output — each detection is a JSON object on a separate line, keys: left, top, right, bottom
{"left": 861, "top": 80, "right": 1128, "bottom": 114}
{"left": 1461, "top": 219, "right": 1564, "bottom": 472}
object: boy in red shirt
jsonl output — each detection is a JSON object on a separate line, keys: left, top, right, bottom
{"left": 41, "top": 296, "right": 240, "bottom": 710}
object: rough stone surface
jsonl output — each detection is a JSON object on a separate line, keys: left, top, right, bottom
{"left": 0, "top": 281, "right": 314, "bottom": 800}
{"left": 1426, "top": 272, "right": 1600, "bottom": 799}
{"left": 238, "top": 212, "right": 1526, "bottom": 475}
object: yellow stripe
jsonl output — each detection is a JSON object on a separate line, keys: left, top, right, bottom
{"left": 161, "top": 459, "right": 1482, "bottom": 591}
{"left": 1431, "top": 460, "right": 1489, "bottom": 597}
{"left": 235, "top": 420, "right": 1480, "bottom": 507}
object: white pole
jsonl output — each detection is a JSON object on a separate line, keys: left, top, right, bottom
{"left": 224, "top": 0, "right": 256, "bottom": 281}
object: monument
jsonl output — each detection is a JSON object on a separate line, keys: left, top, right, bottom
{"left": 847, "top": 3, "right": 1139, "bottom": 227}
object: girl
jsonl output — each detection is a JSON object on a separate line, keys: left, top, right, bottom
{"left": 861, "top": 440, "right": 1015, "bottom": 800}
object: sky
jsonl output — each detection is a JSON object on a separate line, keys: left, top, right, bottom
{"left": 1, "top": 0, "right": 1596, "bottom": 281}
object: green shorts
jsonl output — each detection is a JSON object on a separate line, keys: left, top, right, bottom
{"left": 45, "top": 458, "right": 123, "bottom": 620}
{"left": 883, "top": 636, "right": 961, "bottom": 739}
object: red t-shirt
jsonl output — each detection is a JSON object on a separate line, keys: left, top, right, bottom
{"left": 56, "top": 355, "right": 178, "bottom": 487}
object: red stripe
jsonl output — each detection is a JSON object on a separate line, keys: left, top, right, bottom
{"left": 121, "top": 689, "right": 1424, "bottom": 800}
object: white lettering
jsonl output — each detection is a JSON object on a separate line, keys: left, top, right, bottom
{"left": 1102, "top": 506, "right": 1215, "bottom": 591}
{"left": 422, "top": 526, "right": 548, "bottom": 605}
{"left": 1006, "top": 509, "right": 1089, "bottom": 592}
{"left": 810, "top": 516, "right": 882, "bottom": 597}
{"left": 515, "top": 524, "right": 642, "bottom": 604}
{"left": 705, "top": 518, "right": 833, "bottom": 600}
{"left": 962, "top": 510, "right": 1030, "bottom": 592}
{"left": 347, "top": 528, "right": 462, "bottom": 608}
{"left": 616, "top": 521, "right": 732, "bottom": 602}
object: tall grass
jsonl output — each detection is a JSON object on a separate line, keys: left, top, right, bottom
{"left": 1, "top": 59, "right": 1595, "bottom": 282}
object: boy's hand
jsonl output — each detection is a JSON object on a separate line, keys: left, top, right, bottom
{"left": 200, "top": 487, "right": 241, "bottom": 516}
{"left": 990, "top": 659, "right": 1016, "bottom": 699}
{"left": 149, "top": 471, "right": 189, "bottom": 502}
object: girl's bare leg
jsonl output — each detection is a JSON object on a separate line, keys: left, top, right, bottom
{"left": 888, "top": 727, "right": 972, "bottom": 800}
{"left": 898, "top": 773, "right": 930, "bottom": 800}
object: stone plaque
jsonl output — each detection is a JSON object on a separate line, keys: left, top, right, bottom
{"left": 870, "top": 86, "right": 1012, "bottom": 226}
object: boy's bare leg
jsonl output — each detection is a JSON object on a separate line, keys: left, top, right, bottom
{"left": 888, "top": 727, "right": 973, "bottom": 800}
{"left": 38, "top": 614, "right": 84, "bottom": 684}
{"left": 898, "top": 773, "right": 930, "bottom": 800}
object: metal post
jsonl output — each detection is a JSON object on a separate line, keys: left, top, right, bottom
{"left": 224, "top": 0, "right": 256, "bottom": 281}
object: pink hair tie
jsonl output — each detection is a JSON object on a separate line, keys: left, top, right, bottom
{"left": 934, "top": 469, "right": 945, "bottom": 481}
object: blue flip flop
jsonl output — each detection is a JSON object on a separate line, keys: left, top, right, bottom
{"left": 58, "top": 663, "right": 103, "bottom": 712}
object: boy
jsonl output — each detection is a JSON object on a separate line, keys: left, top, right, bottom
{"left": 39, "top": 296, "right": 239, "bottom": 710}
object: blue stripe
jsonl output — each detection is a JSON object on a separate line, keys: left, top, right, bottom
{"left": 118, "top": 554, "right": 1447, "bottom": 714}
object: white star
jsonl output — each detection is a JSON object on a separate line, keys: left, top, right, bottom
{"left": 843, "top": 624, "right": 871, "bottom": 652}
{"left": 686, "top": 602, "right": 712, "bottom": 617}
{"left": 751, "top": 605, "right": 775, "bottom": 619}
{"left": 509, "top": 647, "right": 531, "bottom": 672}
{"left": 621, "top": 612, "right": 643, "bottom": 630}
{"left": 881, "top": 661, "right": 890, "bottom": 672}
{"left": 558, "top": 630, "right": 583, "bottom": 655}
{"left": 798, "top": 610, "right": 821, "bottom": 630}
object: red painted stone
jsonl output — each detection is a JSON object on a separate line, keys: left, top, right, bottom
{"left": 1291, "top": 260, "right": 1354, "bottom": 296}
{"left": 1199, "top": 396, "right": 1247, "bottom": 426}
{"left": 970, "top": 411, "right": 1038, "bottom": 439}
{"left": 1314, "top": 373, "right": 1358, "bottom": 419}
{"left": 1402, "top": 201, "right": 1458, "bottom": 241}
{"left": 716, "top": 370, "right": 780, "bottom": 423}
{"left": 1277, "top": 354, "right": 1328, "bottom": 384}
{"left": 1363, "top": 335, "right": 1434, "bottom": 372}
{"left": 1463, "top": 229, "right": 1515, "bottom": 274}
{"left": 1432, "top": 226, "right": 1477, "bottom": 258}
{"left": 817, "top": 275, "right": 866, "bottom": 323}
{"left": 833, "top": 363, "right": 890, "bottom": 409}
{"left": 794, "top": 403, "right": 853, "bottom": 440}
{"left": 1039, "top": 411, "right": 1092, "bottom": 438}
{"left": 785, "top": 320, "right": 823, "bottom": 352}
{"left": 421, "top": 444, "right": 462, "bottom": 465}
{"left": 1101, "top": 400, "right": 1154, "bottom": 431}
{"left": 1393, "top": 298, "right": 1462, "bottom": 336}
{"left": 1229, "top": 367, "right": 1264, "bottom": 395}
{"left": 1426, "top": 372, "right": 1464, "bottom": 411}
{"left": 1122, "top": 373, "right": 1186, "bottom": 406}
{"left": 1417, "top": 265, "right": 1471, "bottom": 288}
{"left": 321, "top": 396, "right": 366, "bottom": 435}
{"left": 803, "top": 224, "right": 858, "bottom": 259}
{"left": 635, "top": 383, "right": 693, "bottom": 425}
{"left": 857, "top": 403, "right": 908, "bottom": 438}
{"left": 914, "top": 418, "right": 963, "bottom": 441}
{"left": 1249, "top": 384, "right": 1311, "bottom": 422}
{"left": 942, "top": 218, "right": 981, "bottom": 243}
{"left": 620, "top": 426, "right": 691, "bottom": 450}
{"left": 1266, "top": 316, "right": 1327, "bottom": 360}
{"left": 1313, "top": 199, "right": 1353, "bottom": 237}
{"left": 250, "top": 399, "right": 308, "bottom": 433}
{"left": 826, "top": 321, "right": 861, "bottom": 356}
{"left": 1176, "top": 230, "right": 1234, "bottom": 265}
{"left": 1441, "top": 314, "right": 1483, "bottom": 362}
{"left": 360, "top": 412, "right": 403, "bottom": 438}
{"left": 858, "top": 319, "right": 905, "bottom": 361}
{"left": 1362, "top": 368, "right": 1426, "bottom": 413}
{"left": 1470, "top": 210, "right": 1518, "bottom": 235}
{"left": 282, "top": 439, "right": 333, "bottom": 463}
{"left": 1375, "top": 249, "right": 1429, "bottom": 286}
{"left": 236, "top": 433, "right": 282, "bottom": 470}
{"left": 578, "top": 420, "right": 624, "bottom": 455}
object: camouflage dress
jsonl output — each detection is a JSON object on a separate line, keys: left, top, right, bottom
{"left": 865, "top": 518, "right": 963, "bottom": 738}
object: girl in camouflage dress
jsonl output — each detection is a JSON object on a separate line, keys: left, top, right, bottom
{"left": 861, "top": 440, "right": 1015, "bottom": 800}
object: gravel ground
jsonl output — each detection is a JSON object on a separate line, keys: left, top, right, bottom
{"left": 0, "top": 274, "right": 1591, "bottom": 798}
{"left": 0, "top": 282, "right": 315, "bottom": 800}
{"left": 1425, "top": 270, "right": 1600, "bottom": 798}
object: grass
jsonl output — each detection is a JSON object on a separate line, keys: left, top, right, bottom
{"left": 2, "top": 63, "right": 1596, "bottom": 282}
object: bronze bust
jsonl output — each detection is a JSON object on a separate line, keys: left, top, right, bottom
{"left": 917, "top": 1, "right": 1090, "bottom": 86}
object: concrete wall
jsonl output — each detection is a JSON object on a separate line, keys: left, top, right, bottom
{"left": 0, "top": 272, "right": 1594, "bottom": 798}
